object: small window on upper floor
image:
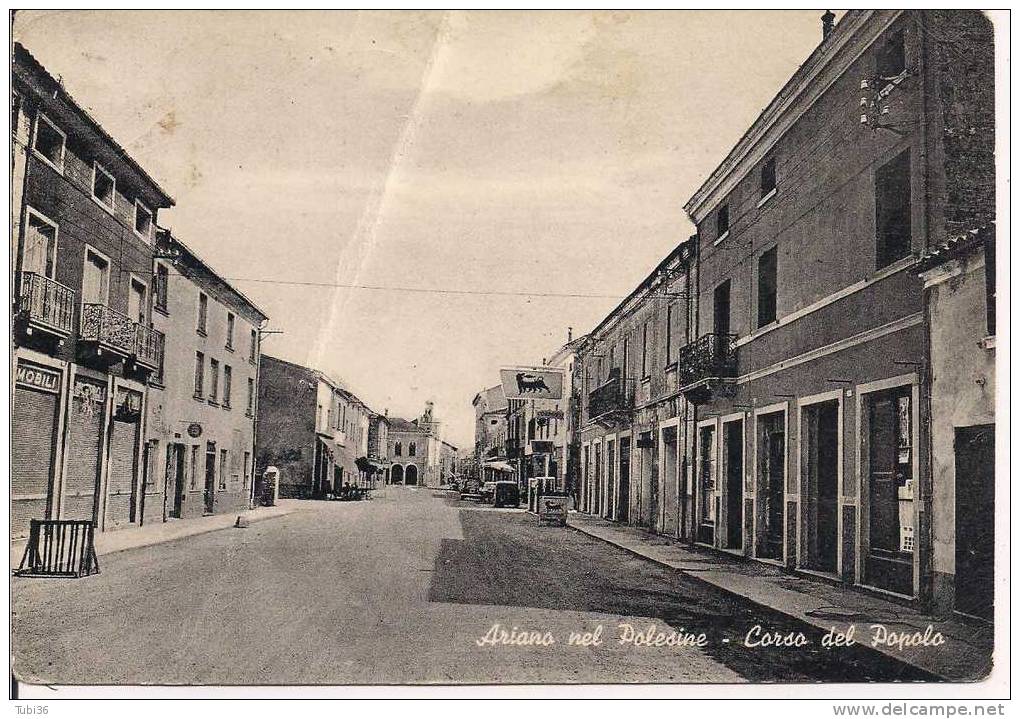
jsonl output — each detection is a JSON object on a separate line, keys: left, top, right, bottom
{"left": 875, "top": 149, "right": 912, "bottom": 269}
{"left": 249, "top": 328, "right": 258, "bottom": 363}
{"left": 33, "top": 113, "right": 65, "bottom": 171}
{"left": 760, "top": 158, "right": 777, "bottom": 199}
{"left": 154, "top": 263, "right": 169, "bottom": 312}
{"left": 92, "top": 162, "right": 115, "bottom": 210}
{"left": 135, "top": 201, "right": 153, "bottom": 241}
{"left": 197, "top": 292, "right": 209, "bottom": 335}
{"left": 716, "top": 204, "right": 730, "bottom": 239}
{"left": 226, "top": 312, "right": 235, "bottom": 350}
{"left": 877, "top": 30, "right": 906, "bottom": 79}
{"left": 757, "top": 246, "right": 778, "bottom": 328}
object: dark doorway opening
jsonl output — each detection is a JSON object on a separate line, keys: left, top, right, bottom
{"left": 756, "top": 412, "right": 785, "bottom": 561}
{"left": 405, "top": 464, "right": 419, "bottom": 486}
{"left": 723, "top": 419, "right": 744, "bottom": 550}
{"left": 955, "top": 424, "right": 994, "bottom": 621}
{"left": 165, "top": 443, "right": 185, "bottom": 519}
{"left": 804, "top": 401, "right": 839, "bottom": 573}
{"left": 697, "top": 425, "right": 716, "bottom": 545}
{"left": 204, "top": 442, "right": 216, "bottom": 515}
{"left": 618, "top": 437, "right": 631, "bottom": 523}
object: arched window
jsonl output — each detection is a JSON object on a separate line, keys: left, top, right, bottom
{"left": 395, "top": 441, "right": 402, "bottom": 456}
{"left": 409, "top": 442, "right": 416, "bottom": 456}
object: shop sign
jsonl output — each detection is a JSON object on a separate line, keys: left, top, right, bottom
{"left": 536, "top": 409, "right": 564, "bottom": 421}
{"left": 529, "top": 440, "right": 555, "bottom": 454}
{"left": 537, "top": 494, "right": 568, "bottom": 527}
{"left": 499, "top": 367, "right": 564, "bottom": 401}
{"left": 16, "top": 362, "right": 60, "bottom": 393}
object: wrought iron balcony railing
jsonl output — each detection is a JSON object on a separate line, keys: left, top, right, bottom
{"left": 134, "top": 322, "right": 165, "bottom": 370}
{"left": 676, "top": 333, "right": 738, "bottom": 387}
{"left": 19, "top": 272, "right": 75, "bottom": 337}
{"left": 588, "top": 368, "right": 633, "bottom": 420}
{"left": 80, "top": 303, "right": 136, "bottom": 357}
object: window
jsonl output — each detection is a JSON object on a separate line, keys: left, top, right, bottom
{"left": 875, "top": 149, "right": 912, "bottom": 269}
{"left": 82, "top": 248, "right": 110, "bottom": 305}
{"left": 134, "top": 201, "right": 153, "bottom": 241}
{"left": 194, "top": 352, "right": 205, "bottom": 397}
{"left": 154, "top": 263, "right": 169, "bottom": 312}
{"left": 716, "top": 204, "right": 729, "bottom": 239}
{"left": 622, "top": 337, "right": 630, "bottom": 381}
{"left": 877, "top": 30, "right": 906, "bottom": 79}
{"left": 226, "top": 313, "right": 235, "bottom": 350}
{"left": 128, "top": 277, "right": 147, "bottom": 324}
{"left": 641, "top": 322, "right": 649, "bottom": 378}
{"left": 92, "top": 162, "right": 116, "bottom": 210}
{"left": 223, "top": 365, "right": 232, "bottom": 408}
{"left": 219, "top": 449, "right": 228, "bottom": 490}
{"left": 197, "top": 292, "right": 208, "bottom": 334}
{"left": 209, "top": 358, "right": 219, "bottom": 403}
{"left": 250, "top": 329, "right": 258, "bottom": 363}
{"left": 33, "top": 113, "right": 65, "bottom": 170}
{"left": 409, "top": 442, "right": 417, "bottom": 457}
{"left": 666, "top": 304, "right": 674, "bottom": 365}
{"left": 23, "top": 210, "right": 57, "bottom": 278}
{"left": 757, "top": 246, "right": 778, "bottom": 327}
{"left": 189, "top": 445, "right": 199, "bottom": 490}
{"left": 713, "top": 280, "right": 732, "bottom": 337}
{"left": 247, "top": 378, "right": 255, "bottom": 415}
{"left": 395, "top": 442, "right": 402, "bottom": 457}
{"left": 760, "top": 158, "right": 777, "bottom": 199}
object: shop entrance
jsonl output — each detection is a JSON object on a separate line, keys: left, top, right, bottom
{"left": 864, "top": 387, "right": 914, "bottom": 596}
{"left": 697, "top": 424, "right": 716, "bottom": 545}
{"left": 954, "top": 424, "right": 994, "bottom": 620}
{"left": 606, "top": 439, "right": 616, "bottom": 520}
{"left": 165, "top": 443, "right": 185, "bottom": 519}
{"left": 592, "top": 443, "right": 602, "bottom": 516}
{"left": 723, "top": 419, "right": 744, "bottom": 550}
{"left": 803, "top": 401, "right": 839, "bottom": 573}
{"left": 204, "top": 442, "right": 217, "bottom": 514}
{"left": 618, "top": 437, "right": 631, "bottom": 523}
{"left": 756, "top": 412, "right": 785, "bottom": 561}
{"left": 660, "top": 426, "right": 678, "bottom": 536}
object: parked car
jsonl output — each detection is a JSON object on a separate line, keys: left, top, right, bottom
{"left": 493, "top": 481, "right": 520, "bottom": 509}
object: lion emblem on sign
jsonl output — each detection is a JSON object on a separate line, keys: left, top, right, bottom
{"left": 516, "top": 372, "right": 551, "bottom": 394}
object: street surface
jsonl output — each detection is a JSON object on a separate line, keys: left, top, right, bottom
{"left": 12, "top": 487, "right": 933, "bottom": 685}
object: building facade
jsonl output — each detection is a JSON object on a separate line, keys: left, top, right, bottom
{"left": 576, "top": 240, "right": 696, "bottom": 536}
{"left": 365, "top": 412, "right": 391, "bottom": 487}
{"left": 143, "top": 230, "right": 268, "bottom": 522}
{"left": 12, "top": 43, "right": 174, "bottom": 537}
{"left": 473, "top": 384, "right": 509, "bottom": 481}
{"left": 679, "top": 10, "right": 994, "bottom": 604}
{"left": 387, "top": 404, "right": 449, "bottom": 487}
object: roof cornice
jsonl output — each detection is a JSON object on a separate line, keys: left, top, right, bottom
{"left": 683, "top": 10, "right": 904, "bottom": 224}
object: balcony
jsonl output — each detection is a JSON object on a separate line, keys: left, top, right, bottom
{"left": 133, "top": 323, "right": 165, "bottom": 371}
{"left": 80, "top": 303, "right": 136, "bottom": 359}
{"left": 18, "top": 272, "right": 75, "bottom": 340}
{"left": 587, "top": 369, "right": 633, "bottom": 426}
{"left": 676, "top": 333, "right": 738, "bottom": 404}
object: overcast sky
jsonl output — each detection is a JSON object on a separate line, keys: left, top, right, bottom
{"left": 14, "top": 10, "right": 833, "bottom": 448}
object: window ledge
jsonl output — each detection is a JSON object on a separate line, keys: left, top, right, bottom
{"left": 32, "top": 149, "right": 64, "bottom": 175}
{"left": 641, "top": 375, "right": 651, "bottom": 384}
{"left": 713, "top": 230, "right": 730, "bottom": 247}
{"left": 223, "top": 404, "right": 232, "bottom": 411}
{"left": 757, "top": 187, "right": 777, "bottom": 208}
{"left": 196, "top": 328, "right": 208, "bottom": 338}
{"left": 91, "top": 195, "right": 117, "bottom": 216}
{"left": 153, "top": 305, "right": 170, "bottom": 318}
{"left": 193, "top": 393, "right": 205, "bottom": 402}
{"left": 225, "top": 345, "right": 235, "bottom": 353}
{"left": 208, "top": 399, "right": 220, "bottom": 407}
{"left": 980, "top": 335, "right": 996, "bottom": 350}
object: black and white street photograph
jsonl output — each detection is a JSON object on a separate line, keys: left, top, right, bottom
{"left": 7, "top": 8, "right": 1007, "bottom": 704}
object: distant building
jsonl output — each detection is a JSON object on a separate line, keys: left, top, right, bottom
{"left": 364, "top": 412, "right": 390, "bottom": 487}
{"left": 472, "top": 384, "right": 509, "bottom": 481}
{"left": 256, "top": 355, "right": 375, "bottom": 498}
{"left": 144, "top": 229, "right": 268, "bottom": 522}
{"left": 387, "top": 403, "right": 450, "bottom": 488}
{"left": 12, "top": 43, "right": 174, "bottom": 537}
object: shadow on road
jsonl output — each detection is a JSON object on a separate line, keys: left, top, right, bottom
{"left": 427, "top": 509, "right": 938, "bottom": 683}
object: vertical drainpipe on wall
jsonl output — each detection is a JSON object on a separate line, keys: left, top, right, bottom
{"left": 915, "top": 11, "right": 936, "bottom": 611}
{"left": 249, "top": 319, "right": 266, "bottom": 508}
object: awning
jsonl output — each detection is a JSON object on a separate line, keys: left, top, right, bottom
{"left": 483, "top": 461, "right": 515, "bottom": 473}
{"left": 356, "top": 457, "right": 387, "bottom": 473}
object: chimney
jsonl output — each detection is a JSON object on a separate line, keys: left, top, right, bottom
{"left": 821, "top": 10, "right": 836, "bottom": 40}
{"left": 567, "top": 326, "right": 573, "bottom": 342}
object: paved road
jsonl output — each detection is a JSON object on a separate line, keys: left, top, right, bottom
{"left": 12, "top": 487, "right": 932, "bottom": 685}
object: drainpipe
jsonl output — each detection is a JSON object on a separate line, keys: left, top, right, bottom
{"left": 249, "top": 319, "right": 266, "bottom": 508}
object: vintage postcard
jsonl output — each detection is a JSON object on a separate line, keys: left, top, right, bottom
{"left": 7, "top": 8, "right": 1008, "bottom": 705}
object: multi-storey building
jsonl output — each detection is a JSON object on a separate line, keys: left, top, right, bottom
{"left": 256, "top": 355, "right": 375, "bottom": 498}
{"left": 365, "top": 412, "right": 391, "bottom": 487}
{"left": 679, "top": 10, "right": 994, "bottom": 604}
{"left": 143, "top": 229, "right": 268, "bottom": 522}
{"left": 576, "top": 239, "right": 697, "bottom": 535}
{"left": 12, "top": 43, "right": 174, "bottom": 537}
{"left": 387, "top": 403, "right": 448, "bottom": 487}
{"left": 472, "top": 384, "right": 509, "bottom": 481}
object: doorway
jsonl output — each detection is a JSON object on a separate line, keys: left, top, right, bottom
{"left": 697, "top": 424, "right": 716, "bottom": 545}
{"left": 165, "top": 443, "right": 185, "bottom": 519}
{"left": 954, "top": 424, "right": 994, "bottom": 620}
{"left": 618, "top": 437, "right": 631, "bottom": 523}
{"left": 606, "top": 439, "right": 616, "bottom": 520}
{"left": 723, "top": 419, "right": 744, "bottom": 550}
{"left": 593, "top": 442, "right": 602, "bottom": 517}
{"left": 756, "top": 411, "right": 785, "bottom": 561}
{"left": 391, "top": 464, "right": 404, "bottom": 484}
{"left": 204, "top": 442, "right": 216, "bottom": 514}
{"left": 405, "top": 464, "right": 418, "bottom": 485}
{"left": 803, "top": 401, "right": 839, "bottom": 573}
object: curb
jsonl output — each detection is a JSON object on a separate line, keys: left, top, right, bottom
{"left": 566, "top": 519, "right": 950, "bottom": 682}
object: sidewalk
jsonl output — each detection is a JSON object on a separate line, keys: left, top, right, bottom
{"left": 11, "top": 500, "right": 304, "bottom": 568}
{"left": 568, "top": 512, "right": 993, "bottom": 682}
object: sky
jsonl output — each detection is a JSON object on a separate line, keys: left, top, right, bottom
{"left": 14, "top": 10, "right": 833, "bottom": 449}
